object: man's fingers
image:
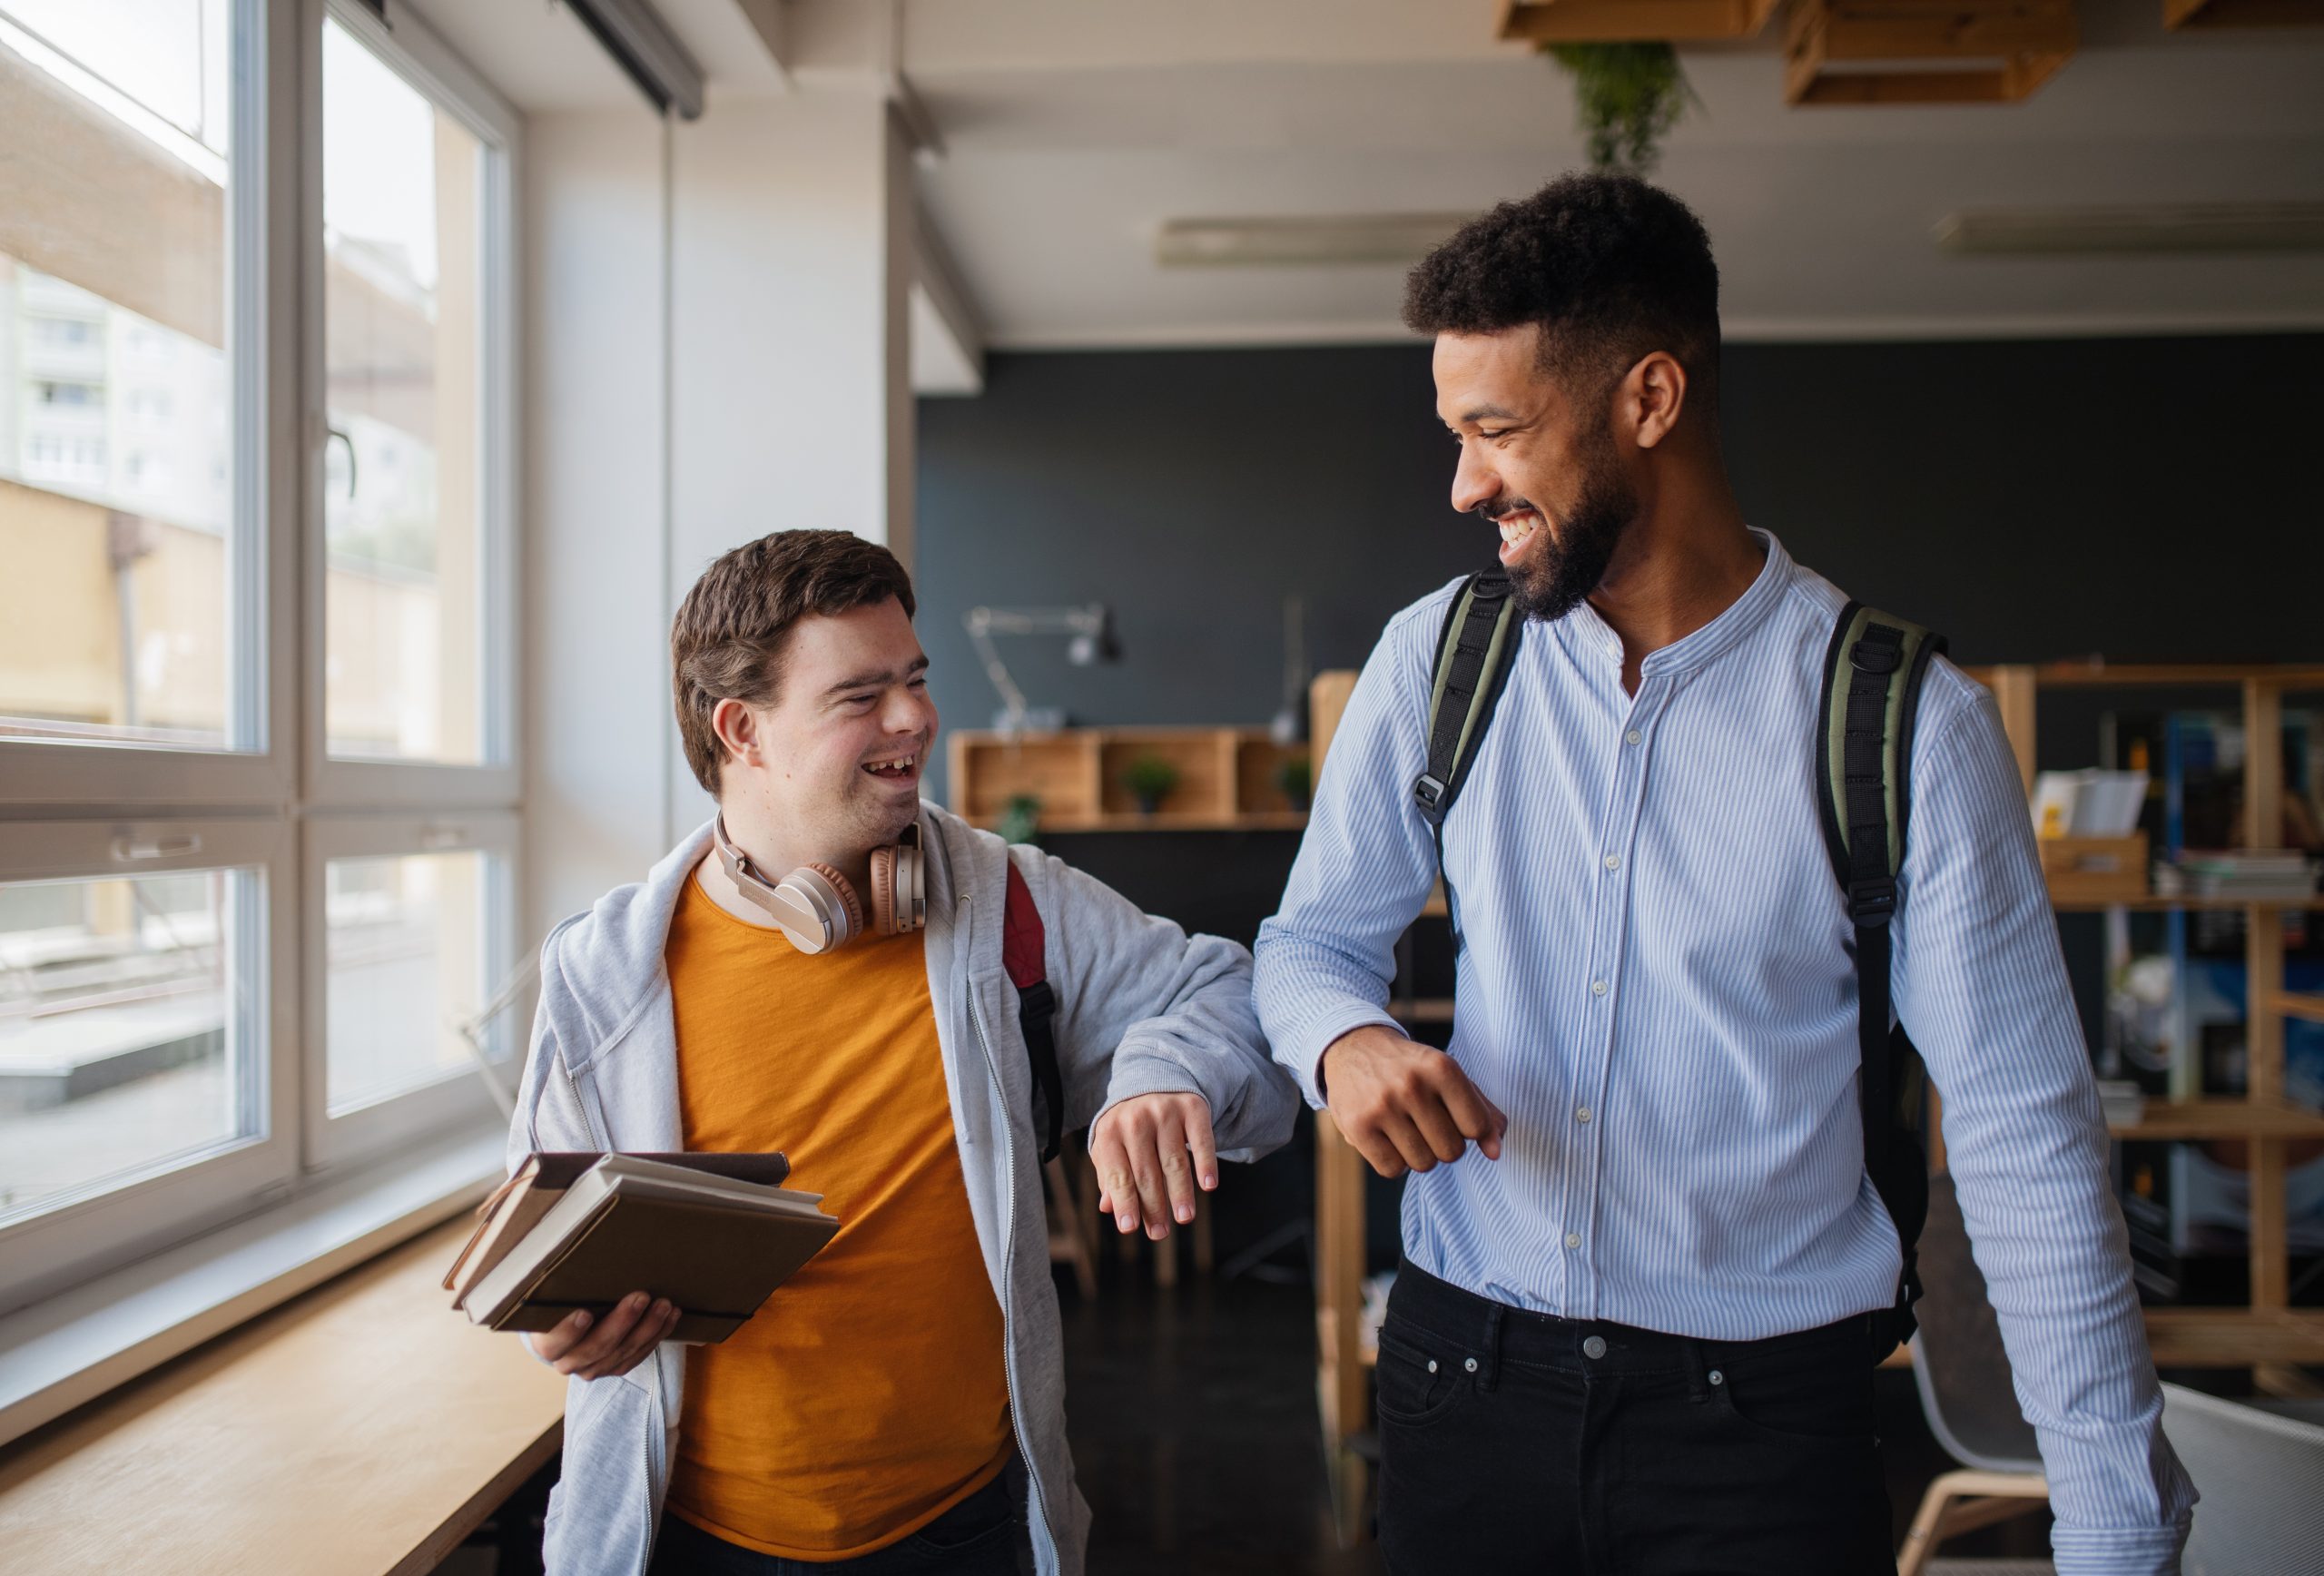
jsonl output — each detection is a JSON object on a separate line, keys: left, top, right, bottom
{"left": 1130, "top": 1129, "right": 1172, "bottom": 1240}
{"left": 1407, "top": 1093, "right": 1470, "bottom": 1164}
{"left": 537, "top": 1306, "right": 594, "bottom": 1363}
{"left": 1377, "top": 1111, "right": 1441, "bottom": 1176}
{"left": 1433, "top": 1064, "right": 1505, "bottom": 1160}
{"left": 554, "top": 1292, "right": 647, "bottom": 1375}
{"left": 1155, "top": 1111, "right": 1198, "bottom": 1226}
{"left": 578, "top": 1299, "right": 675, "bottom": 1380}
{"left": 1349, "top": 1121, "right": 1410, "bottom": 1179}
{"left": 1183, "top": 1101, "right": 1219, "bottom": 1192}
{"left": 1088, "top": 1124, "right": 1137, "bottom": 1231}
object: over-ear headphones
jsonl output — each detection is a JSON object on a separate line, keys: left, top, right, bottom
{"left": 712, "top": 817, "right": 925, "bottom": 955}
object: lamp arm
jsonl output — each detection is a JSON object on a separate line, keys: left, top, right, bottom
{"left": 966, "top": 618, "right": 1033, "bottom": 734}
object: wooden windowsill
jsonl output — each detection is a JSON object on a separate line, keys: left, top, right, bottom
{"left": 0, "top": 1217, "right": 566, "bottom": 1576}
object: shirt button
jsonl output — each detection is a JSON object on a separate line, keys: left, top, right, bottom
{"left": 1602, "top": 853, "right": 1620, "bottom": 872}
{"left": 1582, "top": 1335, "right": 1609, "bottom": 1359}
{"left": 1590, "top": 979, "right": 1608, "bottom": 997}
{"left": 1576, "top": 1107, "right": 1592, "bottom": 1123}
{"left": 1564, "top": 1232, "right": 1581, "bottom": 1249}
{"left": 1625, "top": 729, "right": 1642, "bottom": 746}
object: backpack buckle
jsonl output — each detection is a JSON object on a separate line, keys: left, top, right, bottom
{"left": 1413, "top": 773, "right": 1448, "bottom": 812}
{"left": 1850, "top": 639, "right": 1902, "bottom": 675}
{"left": 1850, "top": 874, "right": 1898, "bottom": 927}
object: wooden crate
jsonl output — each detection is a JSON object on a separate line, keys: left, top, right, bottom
{"left": 1099, "top": 731, "right": 1235, "bottom": 819}
{"left": 2038, "top": 832, "right": 2150, "bottom": 904}
{"left": 947, "top": 734, "right": 1099, "bottom": 824}
{"left": 1784, "top": 0, "right": 2076, "bottom": 105}
{"left": 1236, "top": 737, "right": 1312, "bottom": 818}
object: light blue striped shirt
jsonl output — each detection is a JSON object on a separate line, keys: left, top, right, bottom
{"left": 1255, "top": 533, "right": 2192, "bottom": 1571}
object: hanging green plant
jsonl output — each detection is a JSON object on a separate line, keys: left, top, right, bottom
{"left": 1547, "top": 43, "right": 1694, "bottom": 176}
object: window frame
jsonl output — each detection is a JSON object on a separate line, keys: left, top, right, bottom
{"left": 300, "top": 810, "right": 520, "bottom": 1176}
{"left": 0, "top": 0, "right": 298, "bottom": 813}
{"left": 0, "top": 0, "right": 526, "bottom": 1317}
{"left": 0, "top": 816, "right": 298, "bottom": 1315}
{"left": 301, "top": 0, "right": 523, "bottom": 809}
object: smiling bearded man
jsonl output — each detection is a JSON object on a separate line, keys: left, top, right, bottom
{"left": 506, "top": 529, "right": 1296, "bottom": 1576}
{"left": 1254, "top": 174, "right": 2192, "bottom": 1575}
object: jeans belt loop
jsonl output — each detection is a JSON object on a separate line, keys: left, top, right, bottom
{"left": 1477, "top": 1303, "right": 1504, "bottom": 1394}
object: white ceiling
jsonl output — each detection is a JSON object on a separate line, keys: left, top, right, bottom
{"left": 413, "top": 0, "right": 2324, "bottom": 349}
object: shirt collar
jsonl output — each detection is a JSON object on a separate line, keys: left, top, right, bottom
{"left": 1556, "top": 528, "right": 1793, "bottom": 681}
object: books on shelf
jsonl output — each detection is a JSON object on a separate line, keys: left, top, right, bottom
{"left": 2031, "top": 769, "right": 2150, "bottom": 840}
{"left": 447, "top": 1150, "right": 839, "bottom": 1345}
{"left": 2152, "top": 849, "right": 2321, "bottom": 901}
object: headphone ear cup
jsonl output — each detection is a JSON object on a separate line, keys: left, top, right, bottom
{"left": 895, "top": 843, "right": 924, "bottom": 933}
{"left": 867, "top": 847, "right": 898, "bottom": 937}
{"left": 778, "top": 863, "right": 862, "bottom": 952}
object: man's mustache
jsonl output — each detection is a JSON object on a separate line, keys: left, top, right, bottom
{"left": 1474, "top": 497, "right": 1540, "bottom": 523}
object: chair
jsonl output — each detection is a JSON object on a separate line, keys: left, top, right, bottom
{"left": 1897, "top": 1171, "right": 2053, "bottom": 1576}
{"left": 2162, "top": 1382, "right": 2324, "bottom": 1575}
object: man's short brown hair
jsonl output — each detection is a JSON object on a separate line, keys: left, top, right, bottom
{"left": 671, "top": 529, "right": 917, "bottom": 795}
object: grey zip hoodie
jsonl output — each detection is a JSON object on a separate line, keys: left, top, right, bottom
{"left": 506, "top": 805, "right": 1297, "bottom": 1576}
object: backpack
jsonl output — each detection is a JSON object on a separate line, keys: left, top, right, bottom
{"left": 1001, "top": 859, "right": 1067, "bottom": 1165}
{"left": 1414, "top": 571, "right": 1942, "bottom": 1353}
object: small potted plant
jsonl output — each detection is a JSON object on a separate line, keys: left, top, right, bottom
{"left": 1276, "top": 754, "right": 1314, "bottom": 813}
{"left": 1123, "top": 755, "right": 1180, "bottom": 817}
{"left": 996, "top": 793, "right": 1042, "bottom": 846}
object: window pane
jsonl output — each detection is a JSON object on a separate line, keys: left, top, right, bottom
{"left": 0, "top": 2, "right": 241, "bottom": 751}
{"left": 0, "top": 866, "right": 255, "bottom": 1224}
{"left": 322, "top": 18, "right": 488, "bottom": 765}
{"left": 325, "top": 850, "right": 492, "bottom": 1114}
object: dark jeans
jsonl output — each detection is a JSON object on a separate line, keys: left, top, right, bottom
{"left": 646, "top": 1478, "right": 1019, "bottom": 1576}
{"left": 1376, "top": 1262, "right": 1892, "bottom": 1576}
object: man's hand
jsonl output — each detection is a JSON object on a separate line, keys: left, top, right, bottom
{"left": 527, "top": 1291, "right": 678, "bottom": 1379}
{"left": 1321, "top": 1025, "right": 1506, "bottom": 1178}
{"left": 1089, "top": 1091, "right": 1217, "bottom": 1240}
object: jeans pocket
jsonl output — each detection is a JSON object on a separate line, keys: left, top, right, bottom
{"left": 1712, "top": 1343, "right": 1876, "bottom": 1445}
{"left": 1374, "top": 1325, "right": 1468, "bottom": 1428}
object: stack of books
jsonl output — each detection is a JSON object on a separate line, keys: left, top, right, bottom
{"left": 446, "top": 1151, "right": 840, "bottom": 1344}
{"left": 2152, "top": 850, "right": 2320, "bottom": 902}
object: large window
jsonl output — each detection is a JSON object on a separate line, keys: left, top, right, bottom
{"left": 0, "top": 0, "right": 520, "bottom": 1314}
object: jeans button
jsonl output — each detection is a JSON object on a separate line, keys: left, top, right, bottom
{"left": 1582, "top": 1335, "right": 1608, "bottom": 1360}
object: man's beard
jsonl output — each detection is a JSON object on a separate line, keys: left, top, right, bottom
{"left": 1484, "top": 424, "right": 1638, "bottom": 624}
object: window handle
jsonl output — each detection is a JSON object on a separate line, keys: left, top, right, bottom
{"left": 112, "top": 833, "right": 203, "bottom": 862}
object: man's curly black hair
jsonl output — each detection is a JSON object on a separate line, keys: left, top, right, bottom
{"left": 1404, "top": 172, "right": 1721, "bottom": 422}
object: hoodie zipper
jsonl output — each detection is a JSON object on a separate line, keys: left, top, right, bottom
{"left": 967, "top": 982, "right": 1058, "bottom": 1569}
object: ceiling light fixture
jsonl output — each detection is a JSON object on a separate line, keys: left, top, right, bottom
{"left": 1935, "top": 202, "right": 2324, "bottom": 255}
{"left": 1156, "top": 213, "right": 1478, "bottom": 269}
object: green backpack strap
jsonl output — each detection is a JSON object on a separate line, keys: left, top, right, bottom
{"left": 1817, "top": 600, "right": 1945, "bottom": 1355}
{"left": 1413, "top": 569, "right": 1522, "bottom": 945}
{"left": 1414, "top": 569, "right": 1522, "bottom": 829}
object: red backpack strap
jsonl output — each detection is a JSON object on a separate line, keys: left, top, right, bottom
{"left": 1002, "top": 861, "right": 1065, "bottom": 1164}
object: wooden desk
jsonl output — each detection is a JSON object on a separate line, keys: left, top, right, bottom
{"left": 0, "top": 1220, "right": 566, "bottom": 1576}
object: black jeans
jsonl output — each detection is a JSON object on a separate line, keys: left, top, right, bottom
{"left": 1375, "top": 1263, "right": 1892, "bottom": 1576}
{"left": 646, "top": 1478, "right": 1019, "bottom": 1576}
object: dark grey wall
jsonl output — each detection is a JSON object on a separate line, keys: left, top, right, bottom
{"left": 917, "top": 334, "right": 2322, "bottom": 803}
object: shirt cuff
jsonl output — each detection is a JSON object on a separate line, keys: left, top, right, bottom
{"left": 1275, "top": 1002, "right": 1407, "bottom": 1109}
{"left": 2049, "top": 1519, "right": 2190, "bottom": 1576}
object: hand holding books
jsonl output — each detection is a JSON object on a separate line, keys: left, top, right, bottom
{"left": 447, "top": 1150, "right": 840, "bottom": 1372}
{"left": 531, "top": 1289, "right": 683, "bottom": 1380}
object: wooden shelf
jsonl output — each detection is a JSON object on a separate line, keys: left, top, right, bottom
{"left": 2050, "top": 891, "right": 2324, "bottom": 913}
{"left": 2109, "top": 1098, "right": 2324, "bottom": 1142}
{"left": 1965, "top": 663, "right": 2324, "bottom": 691}
{"left": 1390, "top": 998, "right": 1456, "bottom": 1026}
{"left": 2143, "top": 1309, "right": 2324, "bottom": 1367}
{"left": 950, "top": 727, "right": 1312, "bottom": 832}
{"left": 2270, "top": 992, "right": 2324, "bottom": 1026}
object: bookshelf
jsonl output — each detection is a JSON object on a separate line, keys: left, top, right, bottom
{"left": 1305, "top": 661, "right": 2324, "bottom": 1542}
{"left": 946, "top": 727, "right": 1310, "bottom": 832}
{"left": 1974, "top": 662, "right": 2324, "bottom": 1396}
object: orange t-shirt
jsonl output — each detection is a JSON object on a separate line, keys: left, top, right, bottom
{"left": 662, "top": 871, "right": 1011, "bottom": 1561}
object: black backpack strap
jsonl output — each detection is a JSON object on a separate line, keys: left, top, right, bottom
{"left": 1413, "top": 571, "right": 1522, "bottom": 830}
{"left": 1002, "top": 860, "right": 1065, "bottom": 1166}
{"left": 1817, "top": 600, "right": 1945, "bottom": 1354}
